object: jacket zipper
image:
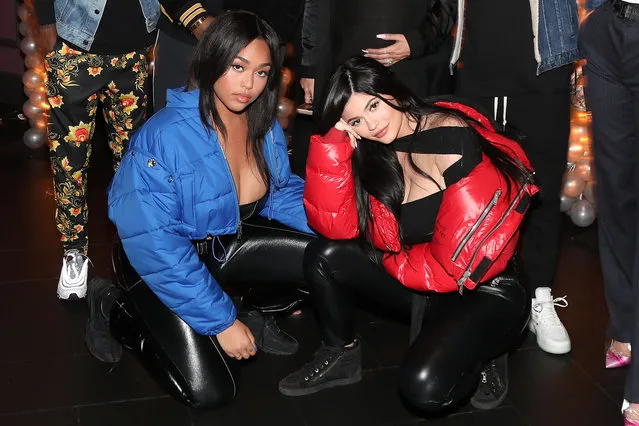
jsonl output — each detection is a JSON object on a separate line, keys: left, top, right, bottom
{"left": 452, "top": 189, "right": 502, "bottom": 262}
{"left": 215, "top": 138, "right": 241, "bottom": 237}
{"left": 456, "top": 183, "right": 530, "bottom": 294}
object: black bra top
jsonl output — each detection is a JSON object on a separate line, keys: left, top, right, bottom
{"left": 239, "top": 191, "right": 268, "bottom": 221}
{"left": 393, "top": 127, "right": 483, "bottom": 246}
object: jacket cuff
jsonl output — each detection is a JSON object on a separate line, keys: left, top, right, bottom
{"left": 299, "top": 65, "right": 316, "bottom": 79}
{"left": 33, "top": 0, "right": 56, "bottom": 25}
{"left": 320, "top": 127, "right": 352, "bottom": 145}
{"left": 162, "top": 1, "right": 207, "bottom": 27}
{"left": 405, "top": 29, "right": 425, "bottom": 59}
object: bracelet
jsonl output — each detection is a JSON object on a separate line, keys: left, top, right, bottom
{"left": 188, "top": 15, "right": 207, "bottom": 33}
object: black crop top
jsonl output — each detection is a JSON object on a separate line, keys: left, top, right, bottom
{"left": 394, "top": 127, "right": 482, "bottom": 246}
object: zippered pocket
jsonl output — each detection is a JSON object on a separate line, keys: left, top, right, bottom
{"left": 451, "top": 189, "right": 502, "bottom": 262}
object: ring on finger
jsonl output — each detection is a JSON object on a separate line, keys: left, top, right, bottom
{"left": 385, "top": 58, "right": 392, "bottom": 65}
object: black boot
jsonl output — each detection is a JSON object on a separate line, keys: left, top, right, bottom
{"left": 85, "top": 277, "right": 123, "bottom": 363}
{"left": 470, "top": 353, "right": 509, "bottom": 410}
{"left": 238, "top": 310, "right": 299, "bottom": 355}
{"left": 279, "top": 340, "right": 362, "bottom": 397}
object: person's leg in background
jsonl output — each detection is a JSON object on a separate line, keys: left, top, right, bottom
{"left": 99, "top": 47, "right": 150, "bottom": 169}
{"left": 581, "top": 3, "right": 639, "bottom": 421}
{"left": 45, "top": 41, "right": 105, "bottom": 300}
{"left": 460, "top": 88, "right": 572, "bottom": 355}
{"left": 152, "top": 30, "right": 195, "bottom": 111}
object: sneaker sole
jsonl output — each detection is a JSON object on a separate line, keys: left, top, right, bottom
{"left": 529, "top": 322, "right": 571, "bottom": 354}
{"left": 279, "top": 375, "right": 362, "bottom": 397}
{"left": 57, "top": 288, "right": 87, "bottom": 300}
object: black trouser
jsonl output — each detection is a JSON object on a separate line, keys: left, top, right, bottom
{"left": 455, "top": 88, "right": 571, "bottom": 290}
{"left": 304, "top": 238, "right": 530, "bottom": 412}
{"left": 152, "top": 30, "right": 195, "bottom": 111}
{"left": 580, "top": 1, "right": 639, "bottom": 402}
{"left": 110, "top": 216, "right": 314, "bottom": 409}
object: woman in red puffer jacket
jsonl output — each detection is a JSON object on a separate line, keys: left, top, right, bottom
{"left": 279, "top": 56, "right": 539, "bottom": 413}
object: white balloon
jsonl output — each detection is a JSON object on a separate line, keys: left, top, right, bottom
{"left": 560, "top": 194, "right": 576, "bottom": 213}
{"left": 20, "top": 37, "right": 38, "bottom": 55}
{"left": 23, "top": 128, "right": 46, "bottom": 149}
{"left": 22, "top": 70, "right": 43, "bottom": 89}
{"left": 570, "top": 199, "right": 596, "bottom": 227}
{"left": 23, "top": 100, "right": 43, "bottom": 119}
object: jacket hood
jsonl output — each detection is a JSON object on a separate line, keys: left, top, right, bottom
{"left": 166, "top": 87, "right": 199, "bottom": 111}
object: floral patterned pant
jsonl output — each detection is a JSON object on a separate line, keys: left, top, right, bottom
{"left": 45, "top": 40, "right": 150, "bottom": 254}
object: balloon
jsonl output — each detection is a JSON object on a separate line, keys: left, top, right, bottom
{"left": 559, "top": 194, "right": 576, "bottom": 213}
{"left": 23, "top": 100, "right": 43, "bottom": 119}
{"left": 25, "top": 54, "right": 44, "bottom": 70}
{"left": 23, "top": 128, "right": 46, "bottom": 149}
{"left": 567, "top": 142, "right": 585, "bottom": 163}
{"left": 20, "top": 37, "right": 38, "bottom": 55}
{"left": 19, "top": 21, "right": 29, "bottom": 37}
{"left": 570, "top": 199, "right": 596, "bottom": 227}
{"left": 22, "top": 69, "right": 43, "bottom": 88}
{"left": 278, "top": 116, "right": 290, "bottom": 130}
{"left": 562, "top": 170, "right": 586, "bottom": 198}
{"left": 29, "top": 90, "right": 46, "bottom": 106}
{"left": 575, "top": 157, "right": 594, "bottom": 182}
{"left": 17, "top": 4, "right": 30, "bottom": 22}
{"left": 281, "top": 67, "right": 293, "bottom": 89}
{"left": 277, "top": 97, "right": 295, "bottom": 118}
{"left": 29, "top": 116, "right": 47, "bottom": 129}
{"left": 583, "top": 181, "right": 596, "bottom": 206}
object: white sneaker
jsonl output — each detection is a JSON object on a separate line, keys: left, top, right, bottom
{"left": 529, "top": 287, "right": 571, "bottom": 354}
{"left": 57, "top": 249, "right": 89, "bottom": 300}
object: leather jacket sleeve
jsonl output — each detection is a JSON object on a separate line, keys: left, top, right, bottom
{"left": 160, "top": 0, "right": 210, "bottom": 27}
{"left": 404, "top": 0, "right": 456, "bottom": 58}
{"left": 300, "top": 0, "right": 330, "bottom": 78}
{"left": 304, "top": 127, "right": 360, "bottom": 239}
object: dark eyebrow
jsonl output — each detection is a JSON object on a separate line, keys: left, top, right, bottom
{"left": 346, "top": 97, "right": 376, "bottom": 125}
{"left": 234, "top": 56, "right": 271, "bottom": 68}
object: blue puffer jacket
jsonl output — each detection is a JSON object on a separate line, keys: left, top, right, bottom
{"left": 108, "top": 88, "right": 312, "bottom": 336}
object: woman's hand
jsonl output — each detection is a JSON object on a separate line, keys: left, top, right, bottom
{"left": 363, "top": 34, "right": 411, "bottom": 67}
{"left": 335, "top": 119, "right": 360, "bottom": 149}
{"left": 216, "top": 319, "right": 257, "bottom": 360}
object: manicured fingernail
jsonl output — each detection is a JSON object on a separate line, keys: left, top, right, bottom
{"left": 376, "top": 34, "right": 386, "bottom": 39}
{"left": 361, "top": 49, "right": 368, "bottom": 53}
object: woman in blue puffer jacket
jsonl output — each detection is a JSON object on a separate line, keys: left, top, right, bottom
{"left": 95, "top": 11, "right": 314, "bottom": 409}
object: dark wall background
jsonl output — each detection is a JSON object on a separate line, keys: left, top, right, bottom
{"left": 0, "top": 1, "right": 27, "bottom": 110}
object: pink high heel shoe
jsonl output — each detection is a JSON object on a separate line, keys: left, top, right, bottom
{"left": 606, "top": 341, "right": 631, "bottom": 369}
{"left": 623, "top": 401, "right": 639, "bottom": 426}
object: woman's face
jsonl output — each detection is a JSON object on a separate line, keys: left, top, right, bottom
{"left": 214, "top": 38, "right": 272, "bottom": 114}
{"left": 341, "top": 93, "right": 404, "bottom": 144}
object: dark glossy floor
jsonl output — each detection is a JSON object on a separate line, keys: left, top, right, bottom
{"left": 0, "top": 115, "right": 625, "bottom": 426}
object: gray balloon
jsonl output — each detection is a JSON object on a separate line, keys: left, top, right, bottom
{"left": 570, "top": 199, "right": 596, "bottom": 227}
{"left": 560, "top": 194, "right": 576, "bottom": 213}
{"left": 20, "top": 37, "right": 38, "bottom": 55}
{"left": 18, "top": 4, "right": 30, "bottom": 22}
{"left": 22, "top": 69, "right": 43, "bottom": 88}
{"left": 24, "top": 54, "right": 43, "bottom": 70}
{"left": 23, "top": 100, "right": 43, "bottom": 119}
{"left": 23, "top": 128, "right": 46, "bottom": 149}
{"left": 19, "top": 21, "right": 29, "bottom": 37}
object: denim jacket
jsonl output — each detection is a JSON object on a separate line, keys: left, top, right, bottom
{"left": 586, "top": 0, "right": 606, "bottom": 10}
{"left": 451, "top": 0, "right": 581, "bottom": 74}
{"left": 35, "top": 0, "right": 160, "bottom": 51}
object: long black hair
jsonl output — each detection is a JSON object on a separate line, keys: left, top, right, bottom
{"left": 189, "top": 10, "right": 282, "bottom": 186}
{"left": 320, "top": 56, "right": 533, "bottom": 251}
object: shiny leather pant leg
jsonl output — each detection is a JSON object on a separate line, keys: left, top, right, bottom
{"left": 110, "top": 216, "right": 314, "bottom": 409}
{"left": 400, "top": 273, "right": 530, "bottom": 413}
{"left": 304, "top": 238, "right": 529, "bottom": 414}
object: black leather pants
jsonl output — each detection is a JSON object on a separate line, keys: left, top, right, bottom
{"left": 110, "top": 216, "right": 314, "bottom": 409}
{"left": 304, "top": 238, "right": 530, "bottom": 413}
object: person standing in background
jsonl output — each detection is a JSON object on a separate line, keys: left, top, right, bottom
{"left": 579, "top": 0, "right": 639, "bottom": 424}
{"left": 291, "top": 0, "right": 456, "bottom": 177}
{"left": 453, "top": 0, "right": 580, "bottom": 356}
{"left": 33, "top": 0, "right": 159, "bottom": 300}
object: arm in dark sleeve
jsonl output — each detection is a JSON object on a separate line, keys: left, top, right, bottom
{"left": 160, "top": 0, "right": 216, "bottom": 28}
{"left": 33, "top": 0, "right": 55, "bottom": 25}
{"left": 404, "top": 0, "right": 456, "bottom": 58}
{"left": 300, "top": 0, "right": 330, "bottom": 78}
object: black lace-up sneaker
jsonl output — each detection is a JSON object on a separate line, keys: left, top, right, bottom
{"left": 278, "top": 341, "right": 362, "bottom": 397}
{"left": 471, "top": 353, "right": 509, "bottom": 410}
{"left": 238, "top": 310, "right": 299, "bottom": 355}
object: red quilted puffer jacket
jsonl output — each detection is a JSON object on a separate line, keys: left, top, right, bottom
{"left": 304, "top": 101, "right": 540, "bottom": 293}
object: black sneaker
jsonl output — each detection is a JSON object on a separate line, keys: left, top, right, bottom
{"left": 279, "top": 341, "right": 362, "bottom": 397}
{"left": 238, "top": 310, "right": 299, "bottom": 355}
{"left": 470, "top": 353, "right": 509, "bottom": 410}
{"left": 85, "top": 277, "right": 123, "bottom": 363}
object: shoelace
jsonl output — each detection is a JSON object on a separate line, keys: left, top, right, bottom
{"left": 64, "top": 249, "right": 91, "bottom": 280}
{"left": 303, "top": 346, "right": 343, "bottom": 382}
{"left": 533, "top": 296, "right": 568, "bottom": 326}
